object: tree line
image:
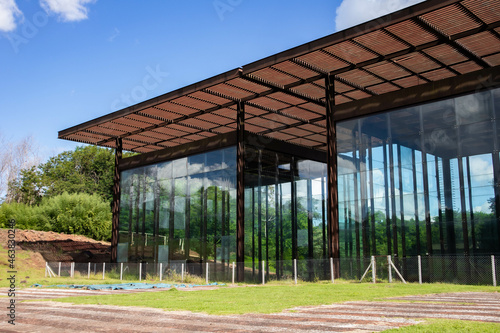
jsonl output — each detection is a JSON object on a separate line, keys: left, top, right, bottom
{"left": 0, "top": 142, "right": 125, "bottom": 241}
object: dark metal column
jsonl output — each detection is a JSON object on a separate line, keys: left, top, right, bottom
{"left": 307, "top": 178, "right": 314, "bottom": 280}
{"left": 492, "top": 103, "right": 500, "bottom": 253}
{"left": 397, "top": 144, "right": 406, "bottom": 259}
{"left": 291, "top": 156, "right": 298, "bottom": 260}
{"left": 492, "top": 151, "right": 500, "bottom": 253}
{"left": 258, "top": 150, "right": 263, "bottom": 276}
{"left": 325, "top": 74, "right": 339, "bottom": 274}
{"left": 388, "top": 136, "right": 398, "bottom": 257}
{"left": 265, "top": 184, "right": 270, "bottom": 277}
{"left": 141, "top": 171, "right": 147, "bottom": 260}
{"left": 466, "top": 157, "right": 476, "bottom": 253}
{"left": 252, "top": 187, "right": 255, "bottom": 277}
{"left": 170, "top": 178, "right": 176, "bottom": 263}
{"left": 458, "top": 158, "right": 470, "bottom": 256}
{"left": 358, "top": 122, "right": 370, "bottom": 258}
{"left": 274, "top": 153, "right": 280, "bottom": 278}
{"left": 412, "top": 150, "right": 421, "bottom": 255}
{"left": 436, "top": 158, "right": 445, "bottom": 254}
{"left": 420, "top": 108, "right": 433, "bottom": 256}
{"left": 184, "top": 178, "right": 190, "bottom": 262}
{"left": 236, "top": 101, "right": 246, "bottom": 281}
{"left": 111, "top": 138, "right": 122, "bottom": 262}
{"left": 442, "top": 158, "right": 457, "bottom": 254}
{"left": 221, "top": 188, "right": 226, "bottom": 272}
{"left": 353, "top": 133, "right": 361, "bottom": 274}
{"left": 383, "top": 142, "right": 392, "bottom": 255}
{"left": 368, "top": 140, "right": 376, "bottom": 255}
{"left": 321, "top": 175, "right": 327, "bottom": 258}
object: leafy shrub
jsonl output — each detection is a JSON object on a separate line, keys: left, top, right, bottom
{"left": 0, "top": 192, "right": 111, "bottom": 241}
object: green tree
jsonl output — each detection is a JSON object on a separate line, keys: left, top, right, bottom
{"left": 7, "top": 166, "right": 44, "bottom": 205}
{"left": 7, "top": 145, "right": 132, "bottom": 206}
{"left": 41, "top": 145, "right": 115, "bottom": 203}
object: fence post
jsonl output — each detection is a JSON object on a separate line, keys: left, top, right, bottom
{"left": 71, "top": 262, "right": 75, "bottom": 278}
{"left": 262, "top": 261, "right": 265, "bottom": 285}
{"left": 58, "top": 262, "right": 61, "bottom": 277}
{"left": 293, "top": 259, "right": 297, "bottom": 285}
{"left": 45, "top": 262, "right": 47, "bottom": 277}
{"left": 330, "top": 257, "right": 335, "bottom": 284}
{"left": 371, "top": 256, "right": 376, "bottom": 283}
{"left": 102, "top": 263, "right": 105, "bottom": 280}
{"left": 418, "top": 255, "right": 422, "bottom": 284}
{"left": 232, "top": 262, "right": 235, "bottom": 286}
{"left": 388, "top": 255, "right": 392, "bottom": 283}
{"left": 139, "top": 262, "right": 142, "bottom": 282}
{"left": 120, "top": 263, "right": 124, "bottom": 281}
{"left": 88, "top": 262, "right": 91, "bottom": 279}
{"left": 159, "top": 263, "right": 162, "bottom": 281}
{"left": 206, "top": 262, "right": 209, "bottom": 285}
{"left": 181, "top": 263, "right": 184, "bottom": 283}
{"left": 492, "top": 255, "right": 497, "bottom": 287}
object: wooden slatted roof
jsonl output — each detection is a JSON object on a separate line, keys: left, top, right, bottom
{"left": 59, "top": 0, "right": 500, "bottom": 153}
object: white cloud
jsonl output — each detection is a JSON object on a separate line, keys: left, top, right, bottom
{"left": 474, "top": 201, "right": 492, "bottom": 214}
{"left": 40, "top": 0, "right": 95, "bottom": 22}
{"left": 0, "top": 0, "right": 23, "bottom": 32}
{"left": 335, "top": 0, "right": 424, "bottom": 32}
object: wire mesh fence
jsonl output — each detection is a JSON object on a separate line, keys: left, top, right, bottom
{"left": 45, "top": 255, "right": 499, "bottom": 286}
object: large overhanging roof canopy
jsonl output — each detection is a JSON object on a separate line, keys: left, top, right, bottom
{"left": 59, "top": 0, "right": 500, "bottom": 154}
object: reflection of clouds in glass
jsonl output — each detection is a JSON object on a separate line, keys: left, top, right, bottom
{"left": 469, "top": 155, "right": 493, "bottom": 186}
{"left": 474, "top": 201, "right": 492, "bottom": 214}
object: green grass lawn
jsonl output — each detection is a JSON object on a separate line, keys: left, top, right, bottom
{"left": 384, "top": 319, "right": 500, "bottom": 332}
{"left": 52, "top": 281, "right": 498, "bottom": 315}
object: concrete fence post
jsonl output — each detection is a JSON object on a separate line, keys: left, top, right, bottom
{"left": 181, "top": 263, "right": 185, "bottom": 283}
{"left": 262, "top": 261, "right": 265, "bottom": 285}
{"left": 418, "top": 255, "right": 422, "bottom": 284}
{"left": 492, "top": 255, "right": 497, "bottom": 287}
{"left": 102, "top": 262, "right": 105, "bottom": 280}
{"left": 88, "top": 262, "right": 91, "bottom": 279}
{"left": 388, "top": 255, "right": 392, "bottom": 283}
{"left": 159, "top": 263, "right": 163, "bottom": 281}
{"left": 371, "top": 256, "right": 376, "bottom": 283}
{"left": 232, "top": 262, "right": 235, "bottom": 286}
{"left": 330, "top": 257, "right": 335, "bottom": 284}
{"left": 139, "top": 262, "right": 142, "bottom": 282}
{"left": 206, "top": 262, "right": 209, "bottom": 285}
{"left": 293, "top": 259, "right": 297, "bottom": 285}
{"left": 120, "top": 263, "right": 124, "bottom": 281}
{"left": 58, "top": 262, "right": 61, "bottom": 277}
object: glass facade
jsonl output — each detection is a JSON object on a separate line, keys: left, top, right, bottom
{"left": 244, "top": 147, "right": 327, "bottom": 279}
{"left": 116, "top": 87, "right": 500, "bottom": 277}
{"left": 118, "top": 146, "right": 237, "bottom": 270}
{"left": 337, "top": 87, "right": 500, "bottom": 260}
{"left": 117, "top": 142, "right": 328, "bottom": 278}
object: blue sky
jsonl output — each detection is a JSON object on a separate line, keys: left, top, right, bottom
{"left": 0, "top": 0, "right": 423, "bottom": 162}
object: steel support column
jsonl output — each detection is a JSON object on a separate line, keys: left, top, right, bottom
{"left": 325, "top": 74, "right": 339, "bottom": 276}
{"left": 111, "top": 138, "right": 122, "bottom": 262}
{"left": 236, "top": 101, "right": 245, "bottom": 282}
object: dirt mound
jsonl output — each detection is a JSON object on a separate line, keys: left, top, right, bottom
{"left": 0, "top": 229, "right": 111, "bottom": 263}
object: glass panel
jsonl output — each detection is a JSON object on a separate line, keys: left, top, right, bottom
{"left": 118, "top": 147, "right": 236, "bottom": 265}
{"left": 336, "top": 88, "right": 500, "bottom": 259}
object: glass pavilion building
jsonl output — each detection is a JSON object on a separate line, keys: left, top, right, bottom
{"left": 60, "top": 0, "right": 500, "bottom": 281}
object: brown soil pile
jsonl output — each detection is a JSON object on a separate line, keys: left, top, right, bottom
{"left": 0, "top": 229, "right": 111, "bottom": 263}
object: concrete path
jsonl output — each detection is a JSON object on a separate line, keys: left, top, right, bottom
{"left": 2, "top": 289, "right": 499, "bottom": 332}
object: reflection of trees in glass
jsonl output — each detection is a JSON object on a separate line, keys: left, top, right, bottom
{"left": 341, "top": 208, "right": 497, "bottom": 258}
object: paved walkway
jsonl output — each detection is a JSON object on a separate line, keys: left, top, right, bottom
{"left": 2, "top": 289, "right": 499, "bottom": 332}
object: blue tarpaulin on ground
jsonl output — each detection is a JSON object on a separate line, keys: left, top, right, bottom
{"left": 31, "top": 282, "right": 222, "bottom": 290}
